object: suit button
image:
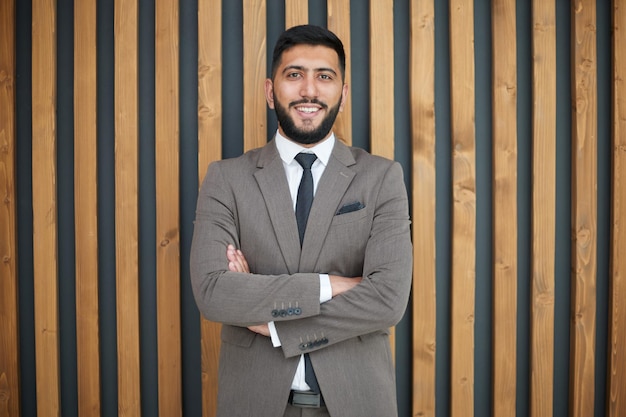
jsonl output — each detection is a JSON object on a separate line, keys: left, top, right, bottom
{"left": 279, "top": 310, "right": 287, "bottom": 317}
{"left": 271, "top": 310, "right": 279, "bottom": 317}
{"left": 322, "top": 337, "right": 329, "bottom": 344}
{"left": 294, "top": 308, "right": 302, "bottom": 315}
{"left": 287, "top": 308, "right": 294, "bottom": 315}
{"left": 299, "top": 343, "right": 307, "bottom": 351}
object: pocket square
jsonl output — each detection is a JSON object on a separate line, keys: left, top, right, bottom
{"left": 335, "top": 201, "right": 365, "bottom": 215}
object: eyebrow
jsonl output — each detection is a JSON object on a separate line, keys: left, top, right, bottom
{"left": 282, "top": 65, "right": 338, "bottom": 77}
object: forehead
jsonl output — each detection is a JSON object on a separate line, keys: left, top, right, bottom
{"left": 276, "top": 44, "right": 341, "bottom": 73}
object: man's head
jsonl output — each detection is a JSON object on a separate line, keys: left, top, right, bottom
{"left": 265, "top": 25, "right": 348, "bottom": 146}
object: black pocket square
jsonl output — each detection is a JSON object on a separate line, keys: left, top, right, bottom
{"left": 336, "top": 201, "right": 365, "bottom": 215}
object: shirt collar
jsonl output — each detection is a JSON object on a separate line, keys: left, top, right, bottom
{"left": 275, "top": 130, "right": 335, "bottom": 167}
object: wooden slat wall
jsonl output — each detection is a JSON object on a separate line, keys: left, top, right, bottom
{"left": 410, "top": 0, "right": 436, "bottom": 415}
{"left": 32, "top": 1, "right": 61, "bottom": 416}
{"left": 0, "top": 0, "right": 20, "bottom": 416}
{"left": 491, "top": 0, "right": 518, "bottom": 415}
{"left": 155, "top": 0, "right": 182, "bottom": 415}
{"left": 114, "top": 0, "right": 141, "bottom": 414}
{"left": 531, "top": 1, "right": 557, "bottom": 416}
{"left": 570, "top": 1, "right": 598, "bottom": 416}
{"left": 609, "top": 1, "right": 626, "bottom": 415}
{"left": 3, "top": 1, "right": 626, "bottom": 417}
{"left": 449, "top": 0, "right": 477, "bottom": 416}
{"left": 74, "top": 0, "right": 101, "bottom": 415}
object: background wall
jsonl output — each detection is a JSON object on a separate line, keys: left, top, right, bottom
{"left": 1, "top": 0, "right": 625, "bottom": 416}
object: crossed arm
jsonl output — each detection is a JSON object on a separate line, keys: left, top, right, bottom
{"left": 226, "top": 244, "right": 362, "bottom": 336}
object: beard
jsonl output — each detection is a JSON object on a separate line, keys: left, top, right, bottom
{"left": 273, "top": 97, "right": 342, "bottom": 145}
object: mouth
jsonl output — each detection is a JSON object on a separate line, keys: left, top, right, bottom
{"left": 291, "top": 100, "right": 327, "bottom": 118}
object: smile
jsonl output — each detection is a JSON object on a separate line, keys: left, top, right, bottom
{"left": 295, "top": 106, "right": 321, "bottom": 114}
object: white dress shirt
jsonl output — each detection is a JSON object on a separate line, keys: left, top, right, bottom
{"left": 268, "top": 130, "right": 334, "bottom": 391}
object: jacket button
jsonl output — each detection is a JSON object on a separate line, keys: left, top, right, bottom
{"left": 294, "top": 307, "right": 302, "bottom": 315}
{"left": 299, "top": 343, "right": 307, "bottom": 351}
{"left": 271, "top": 310, "right": 279, "bottom": 317}
{"left": 287, "top": 308, "right": 294, "bottom": 315}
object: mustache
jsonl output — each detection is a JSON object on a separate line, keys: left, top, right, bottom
{"left": 289, "top": 99, "right": 328, "bottom": 109}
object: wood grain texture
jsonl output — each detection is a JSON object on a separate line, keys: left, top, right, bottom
{"left": 286, "top": 0, "right": 308, "bottom": 28}
{"left": 608, "top": 1, "right": 626, "bottom": 416}
{"left": 156, "top": 0, "right": 183, "bottom": 415}
{"left": 74, "top": 0, "right": 101, "bottom": 415}
{"left": 243, "top": 0, "right": 267, "bottom": 152}
{"left": 449, "top": 1, "right": 476, "bottom": 416}
{"left": 327, "top": 0, "right": 352, "bottom": 145}
{"left": 570, "top": 1, "right": 598, "bottom": 416}
{"left": 491, "top": 0, "right": 518, "bottom": 415}
{"left": 410, "top": 0, "right": 437, "bottom": 415}
{"left": 114, "top": 0, "right": 141, "bottom": 414}
{"left": 0, "top": 1, "right": 20, "bottom": 416}
{"left": 32, "top": 1, "right": 61, "bottom": 415}
{"left": 531, "top": 1, "right": 557, "bottom": 416}
{"left": 198, "top": 0, "right": 223, "bottom": 416}
{"left": 369, "top": 0, "right": 394, "bottom": 160}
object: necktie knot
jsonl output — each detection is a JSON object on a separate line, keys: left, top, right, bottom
{"left": 295, "top": 153, "right": 317, "bottom": 170}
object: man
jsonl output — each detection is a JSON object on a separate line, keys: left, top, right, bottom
{"left": 190, "top": 24, "right": 412, "bottom": 417}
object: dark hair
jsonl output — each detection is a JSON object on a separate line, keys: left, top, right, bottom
{"left": 270, "top": 25, "right": 346, "bottom": 80}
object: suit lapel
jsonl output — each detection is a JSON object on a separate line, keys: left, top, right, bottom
{"left": 299, "top": 141, "right": 356, "bottom": 272}
{"left": 254, "top": 141, "right": 301, "bottom": 274}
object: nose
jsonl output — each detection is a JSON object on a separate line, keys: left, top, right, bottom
{"left": 300, "top": 76, "right": 318, "bottom": 98}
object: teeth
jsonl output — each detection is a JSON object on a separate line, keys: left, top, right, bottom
{"left": 296, "top": 106, "right": 319, "bottom": 113}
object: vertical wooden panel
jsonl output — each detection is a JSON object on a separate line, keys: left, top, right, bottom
{"left": 570, "top": 1, "right": 598, "bottom": 416}
{"left": 32, "top": 1, "right": 61, "bottom": 415}
{"left": 530, "top": 1, "right": 557, "bottom": 416}
{"left": 243, "top": 0, "right": 267, "bottom": 152}
{"left": 0, "top": 1, "right": 21, "bottom": 416}
{"left": 327, "top": 0, "right": 352, "bottom": 145}
{"left": 449, "top": 0, "right": 476, "bottom": 416}
{"left": 491, "top": 0, "right": 518, "bottom": 415}
{"left": 608, "top": 1, "right": 626, "bottom": 415}
{"left": 410, "top": 0, "right": 436, "bottom": 415}
{"left": 286, "top": 0, "right": 308, "bottom": 28}
{"left": 74, "top": 0, "right": 101, "bottom": 415}
{"left": 114, "top": 0, "right": 141, "bottom": 414}
{"left": 369, "top": 0, "right": 394, "bottom": 159}
{"left": 198, "top": 0, "right": 222, "bottom": 415}
{"left": 156, "top": 0, "right": 182, "bottom": 415}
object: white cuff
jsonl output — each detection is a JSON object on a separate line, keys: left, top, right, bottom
{"left": 319, "top": 274, "right": 331, "bottom": 303}
{"left": 268, "top": 321, "right": 281, "bottom": 347}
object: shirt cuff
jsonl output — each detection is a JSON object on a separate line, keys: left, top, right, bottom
{"left": 319, "top": 274, "right": 331, "bottom": 303}
{"left": 268, "top": 321, "right": 281, "bottom": 347}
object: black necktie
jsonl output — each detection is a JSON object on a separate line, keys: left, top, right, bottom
{"left": 294, "top": 152, "right": 321, "bottom": 394}
{"left": 294, "top": 153, "right": 317, "bottom": 246}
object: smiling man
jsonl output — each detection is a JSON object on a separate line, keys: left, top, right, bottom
{"left": 190, "top": 25, "right": 413, "bottom": 417}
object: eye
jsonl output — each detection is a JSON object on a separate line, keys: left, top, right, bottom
{"left": 287, "top": 72, "right": 302, "bottom": 79}
{"left": 319, "top": 73, "right": 333, "bottom": 80}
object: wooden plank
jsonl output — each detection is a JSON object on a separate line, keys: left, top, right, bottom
{"left": 155, "top": 0, "right": 182, "bottom": 415}
{"left": 608, "top": 1, "right": 626, "bottom": 415}
{"left": 369, "top": 0, "right": 394, "bottom": 160}
{"left": 448, "top": 0, "right": 476, "bottom": 416}
{"left": 410, "top": 0, "right": 436, "bottom": 415}
{"left": 286, "top": 0, "right": 308, "bottom": 28}
{"left": 243, "top": 0, "right": 267, "bottom": 152}
{"left": 114, "top": 0, "right": 141, "bottom": 414}
{"left": 530, "top": 1, "right": 557, "bottom": 416}
{"left": 74, "top": 0, "right": 101, "bottom": 415}
{"left": 0, "top": 1, "right": 21, "bottom": 416}
{"left": 570, "top": 1, "right": 598, "bottom": 416}
{"left": 491, "top": 0, "right": 518, "bottom": 415}
{"left": 198, "top": 0, "right": 222, "bottom": 415}
{"left": 327, "top": 0, "right": 352, "bottom": 145}
{"left": 32, "top": 1, "right": 61, "bottom": 415}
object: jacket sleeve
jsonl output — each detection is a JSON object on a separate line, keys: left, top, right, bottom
{"left": 275, "top": 161, "right": 413, "bottom": 358}
{"left": 190, "top": 161, "right": 322, "bottom": 326}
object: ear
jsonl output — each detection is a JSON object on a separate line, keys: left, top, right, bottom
{"left": 265, "top": 78, "right": 275, "bottom": 109}
{"left": 339, "top": 83, "right": 349, "bottom": 112}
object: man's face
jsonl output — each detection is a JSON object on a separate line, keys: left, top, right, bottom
{"left": 265, "top": 44, "right": 348, "bottom": 147}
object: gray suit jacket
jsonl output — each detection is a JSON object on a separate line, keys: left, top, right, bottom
{"left": 190, "top": 138, "right": 413, "bottom": 417}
